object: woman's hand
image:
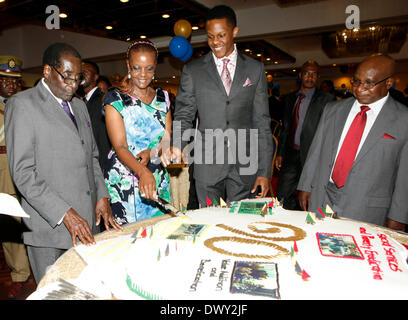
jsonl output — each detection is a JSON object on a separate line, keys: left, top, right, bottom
{"left": 136, "top": 149, "right": 151, "bottom": 166}
{"left": 138, "top": 168, "right": 157, "bottom": 200}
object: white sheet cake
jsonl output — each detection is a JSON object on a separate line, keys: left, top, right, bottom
{"left": 103, "top": 198, "right": 408, "bottom": 300}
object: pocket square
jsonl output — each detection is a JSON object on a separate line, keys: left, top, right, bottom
{"left": 383, "top": 133, "right": 395, "bottom": 139}
{"left": 243, "top": 77, "right": 253, "bottom": 87}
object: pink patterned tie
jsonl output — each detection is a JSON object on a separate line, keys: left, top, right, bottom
{"left": 221, "top": 58, "right": 232, "bottom": 96}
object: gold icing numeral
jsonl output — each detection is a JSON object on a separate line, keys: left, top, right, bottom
{"left": 204, "top": 222, "right": 306, "bottom": 259}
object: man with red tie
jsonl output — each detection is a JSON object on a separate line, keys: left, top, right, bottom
{"left": 297, "top": 54, "right": 408, "bottom": 231}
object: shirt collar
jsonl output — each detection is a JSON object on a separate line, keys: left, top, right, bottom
{"left": 212, "top": 44, "right": 238, "bottom": 65}
{"left": 355, "top": 93, "right": 389, "bottom": 116}
{"left": 85, "top": 86, "right": 98, "bottom": 101}
{"left": 299, "top": 87, "right": 316, "bottom": 98}
{"left": 42, "top": 78, "right": 63, "bottom": 105}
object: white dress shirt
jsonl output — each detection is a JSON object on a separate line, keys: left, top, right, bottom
{"left": 85, "top": 86, "right": 98, "bottom": 102}
{"left": 330, "top": 93, "right": 389, "bottom": 183}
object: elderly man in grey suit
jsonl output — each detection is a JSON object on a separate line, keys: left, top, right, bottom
{"left": 297, "top": 54, "right": 408, "bottom": 231}
{"left": 5, "top": 43, "right": 122, "bottom": 283}
{"left": 163, "top": 5, "right": 273, "bottom": 206}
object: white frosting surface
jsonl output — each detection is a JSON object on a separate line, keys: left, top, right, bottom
{"left": 103, "top": 199, "right": 408, "bottom": 300}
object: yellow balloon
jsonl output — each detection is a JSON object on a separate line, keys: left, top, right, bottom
{"left": 174, "top": 19, "right": 192, "bottom": 38}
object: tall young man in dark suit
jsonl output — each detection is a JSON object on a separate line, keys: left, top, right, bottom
{"left": 81, "top": 60, "right": 111, "bottom": 171}
{"left": 275, "top": 60, "right": 335, "bottom": 210}
{"left": 298, "top": 54, "right": 408, "bottom": 231}
{"left": 163, "top": 5, "right": 273, "bottom": 207}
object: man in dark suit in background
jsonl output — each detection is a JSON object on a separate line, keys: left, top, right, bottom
{"left": 275, "top": 60, "right": 335, "bottom": 210}
{"left": 164, "top": 5, "right": 273, "bottom": 206}
{"left": 81, "top": 60, "right": 111, "bottom": 171}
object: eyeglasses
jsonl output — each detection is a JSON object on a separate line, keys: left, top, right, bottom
{"left": 52, "top": 66, "right": 83, "bottom": 85}
{"left": 350, "top": 75, "right": 392, "bottom": 90}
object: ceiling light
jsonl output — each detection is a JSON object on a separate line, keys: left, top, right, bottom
{"left": 59, "top": 13, "right": 68, "bottom": 18}
{"left": 140, "top": 35, "right": 147, "bottom": 39}
{"left": 244, "top": 49, "right": 250, "bottom": 52}
{"left": 120, "top": 0, "right": 129, "bottom": 2}
{"left": 256, "top": 54, "right": 262, "bottom": 57}
{"left": 353, "top": 28, "right": 359, "bottom": 32}
{"left": 292, "top": 69, "right": 297, "bottom": 72}
{"left": 162, "top": 14, "right": 170, "bottom": 19}
{"left": 274, "top": 61, "right": 278, "bottom": 64}
{"left": 266, "top": 58, "right": 271, "bottom": 61}
{"left": 192, "top": 26, "right": 199, "bottom": 30}
{"left": 105, "top": 26, "right": 113, "bottom": 30}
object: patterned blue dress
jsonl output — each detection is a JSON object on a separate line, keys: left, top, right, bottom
{"left": 103, "top": 88, "right": 171, "bottom": 225}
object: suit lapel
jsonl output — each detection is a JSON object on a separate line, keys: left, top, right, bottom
{"left": 228, "top": 53, "right": 247, "bottom": 99}
{"left": 38, "top": 81, "right": 80, "bottom": 136}
{"left": 204, "top": 53, "right": 225, "bottom": 96}
{"left": 203, "top": 52, "right": 247, "bottom": 98}
{"left": 353, "top": 97, "right": 397, "bottom": 165}
{"left": 330, "top": 98, "right": 354, "bottom": 166}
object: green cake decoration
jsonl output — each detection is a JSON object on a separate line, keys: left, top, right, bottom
{"left": 126, "top": 274, "right": 164, "bottom": 300}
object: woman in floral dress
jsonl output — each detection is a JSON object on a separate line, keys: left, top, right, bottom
{"left": 103, "top": 40, "right": 172, "bottom": 225}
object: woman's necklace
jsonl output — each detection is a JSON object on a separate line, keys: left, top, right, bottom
{"left": 131, "top": 87, "right": 151, "bottom": 103}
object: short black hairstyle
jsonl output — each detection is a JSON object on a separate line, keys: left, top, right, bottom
{"left": 82, "top": 59, "right": 100, "bottom": 75}
{"left": 42, "top": 42, "right": 81, "bottom": 68}
{"left": 96, "top": 75, "right": 112, "bottom": 87}
{"left": 206, "top": 5, "right": 237, "bottom": 28}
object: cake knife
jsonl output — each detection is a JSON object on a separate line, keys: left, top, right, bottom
{"left": 157, "top": 196, "right": 182, "bottom": 216}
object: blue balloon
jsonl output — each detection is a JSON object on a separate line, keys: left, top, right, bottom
{"left": 169, "top": 36, "right": 189, "bottom": 59}
{"left": 180, "top": 43, "right": 193, "bottom": 62}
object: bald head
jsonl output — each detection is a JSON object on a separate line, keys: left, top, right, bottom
{"left": 359, "top": 54, "right": 395, "bottom": 77}
{"left": 352, "top": 54, "right": 395, "bottom": 105}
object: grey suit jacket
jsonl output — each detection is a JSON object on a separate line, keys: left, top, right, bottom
{"left": 297, "top": 96, "right": 408, "bottom": 226}
{"left": 5, "top": 81, "right": 109, "bottom": 249}
{"left": 174, "top": 51, "right": 273, "bottom": 185}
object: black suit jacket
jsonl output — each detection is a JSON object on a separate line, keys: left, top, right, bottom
{"left": 278, "top": 88, "right": 335, "bottom": 167}
{"left": 86, "top": 87, "right": 111, "bottom": 171}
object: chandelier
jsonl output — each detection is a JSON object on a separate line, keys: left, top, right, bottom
{"left": 322, "top": 24, "right": 407, "bottom": 58}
